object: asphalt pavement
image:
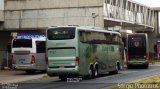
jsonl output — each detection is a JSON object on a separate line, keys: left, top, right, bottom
{"left": 8, "top": 63, "right": 160, "bottom": 89}
{"left": 1, "top": 62, "right": 160, "bottom": 89}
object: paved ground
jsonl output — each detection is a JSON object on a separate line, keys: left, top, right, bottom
{"left": 0, "top": 70, "right": 46, "bottom": 84}
{"left": 1, "top": 62, "right": 160, "bottom": 89}
{"left": 9, "top": 63, "right": 160, "bottom": 89}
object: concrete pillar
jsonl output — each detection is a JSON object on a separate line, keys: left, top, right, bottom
{"left": 0, "top": 31, "right": 11, "bottom": 69}
{"left": 147, "top": 31, "right": 156, "bottom": 53}
{"left": 147, "top": 11, "right": 159, "bottom": 53}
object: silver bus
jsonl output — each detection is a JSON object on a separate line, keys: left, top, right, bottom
{"left": 11, "top": 33, "right": 46, "bottom": 73}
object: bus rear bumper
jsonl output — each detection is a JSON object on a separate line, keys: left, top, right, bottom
{"left": 47, "top": 66, "right": 79, "bottom": 76}
{"left": 127, "top": 60, "right": 149, "bottom": 66}
{"left": 12, "top": 64, "right": 37, "bottom": 70}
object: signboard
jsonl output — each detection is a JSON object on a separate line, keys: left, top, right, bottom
{"left": 16, "top": 33, "right": 46, "bottom": 39}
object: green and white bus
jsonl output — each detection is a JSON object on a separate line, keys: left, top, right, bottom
{"left": 126, "top": 33, "right": 149, "bottom": 69}
{"left": 46, "top": 26, "right": 124, "bottom": 80}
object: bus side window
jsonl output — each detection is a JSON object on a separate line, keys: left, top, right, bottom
{"left": 36, "top": 41, "right": 46, "bottom": 53}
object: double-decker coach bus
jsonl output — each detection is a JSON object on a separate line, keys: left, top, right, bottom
{"left": 126, "top": 33, "right": 149, "bottom": 69}
{"left": 11, "top": 33, "right": 46, "bottom": 73}
{"left": 46, "top": 26, "right": 124, "bottom": 80}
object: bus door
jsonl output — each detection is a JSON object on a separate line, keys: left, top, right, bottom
{"left": 35, "top": 41, "right": 46, "bottom": 68}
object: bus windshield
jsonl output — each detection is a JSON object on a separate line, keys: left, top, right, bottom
{"left": 47, "top": 27, "right": 75, "bottom": 40}
{"left": 12, "top": 39, "right": 32, "bottom": 48}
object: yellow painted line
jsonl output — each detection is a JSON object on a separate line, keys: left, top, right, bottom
{"left": 130, "top": 74, "right": 160, "bottom": 83}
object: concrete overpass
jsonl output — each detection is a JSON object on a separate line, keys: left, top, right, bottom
{"left": 0, "top": 0, "right": 159, "bottom": 68}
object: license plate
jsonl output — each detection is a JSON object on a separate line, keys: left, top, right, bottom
{"left": 59, "top": 66, "right": 64, "bottom": 68}
{"left": 19, "top": 59, "right": 25, "bottom": 62}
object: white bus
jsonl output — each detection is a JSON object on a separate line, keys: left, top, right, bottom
{"left": 11, "top": 33, "right": 46, "bottom": 73}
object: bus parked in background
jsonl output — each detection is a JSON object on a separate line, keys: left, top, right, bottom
{"left": 46, "top": 26, "right": 124, "bottom": 80}
{"left": 11, "top": 33, "right": 46, "bottom": 73}
{"left": 126, "top": 33, "right": 149, "bottom": 69}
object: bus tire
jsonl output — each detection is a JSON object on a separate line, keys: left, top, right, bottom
{"left": 109, "top": 64, "right": 118, "bottom": 74}
{"left": 59, "top": 76, "right": 67, "bottom": 81}
{"left": 117, "top": 62, "right": 121, "bottom": 70}
{"left": 94, "top": 65, "right": 99, "bottom": 78}
{"left": 25, "top": 70, "right": 35, "bottom": 74}
{"left": 127, "top": 65, "right": 132, "bottom": 69}
{"left": 87, "top": 66, "right": 94, "bottom": 79}
{"left": 41, "top": 70, "right": 46, "bottom": 73}
{"left": 144, "top": 64, "right": 149, "bottom": 69}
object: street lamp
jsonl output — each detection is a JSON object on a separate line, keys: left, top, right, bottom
{"left": 92, "top": 13, "right": 98, "bottom": 27}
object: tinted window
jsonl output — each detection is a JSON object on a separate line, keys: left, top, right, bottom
{"left": 128, "top": 35, "right": 146, "bottom": 57}
{"left": 12, "top": 39, "right": 32, "bottom": 48}
{"left": 79, "top": 30, "right": 119, "bottom": 44}
{"left": 47, "top": 27, "right": 75, "bottom": 40}
{"left": 128, "top": 36, "right": 146, "bottom": 47}
{"left": 36, "top": 41, "right": 46, "bottom": 53}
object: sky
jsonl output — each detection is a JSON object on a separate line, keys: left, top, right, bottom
{"left": 132, "top": 0, "right": 160, "bottom": 7}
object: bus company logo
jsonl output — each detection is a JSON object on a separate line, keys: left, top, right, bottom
{"left": 134, "top": 41, "right": 140, "bottom": 47}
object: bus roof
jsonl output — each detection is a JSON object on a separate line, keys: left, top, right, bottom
{"left": 127, "top": 33, "right": 147, "bottom": 36}
{"left": 48, "top": 26, "right": 121, "bottom": 37}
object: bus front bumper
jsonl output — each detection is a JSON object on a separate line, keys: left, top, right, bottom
{"left": 47, "top": 66, "right": 79, "bottom": 76}
{"left": 12, "top": 64, "right": 36, "bottom": 70}
{"left": 127, "top": 60, "right": 149, "bottom": 66}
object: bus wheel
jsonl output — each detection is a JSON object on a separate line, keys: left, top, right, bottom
{"left": 117, "top": 62, "right": 121, "bottom": 70}
{"left": 41, "top": 70, "right": 46, "bottom": 73}
{"left": 109, "top": 64, "right": 118, "bottom": 74}
{"left": 94, "top": 65, "right": 99, "bottom": 78}
{"left": 59, "top": 76, "right": 67, "bottom": 81}
{"left": 127, "top": 65, "right": 132, "bottom": 69}
{"left": 144, "top": 64, "right": 149, "bottom": 69}
{"left": 88, "top": 66, "right": 94, "bottom": 79}
{"left": 25, "top": 70, "right": 35, "bottom": 74}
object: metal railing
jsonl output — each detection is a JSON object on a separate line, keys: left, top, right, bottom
{"left": 104, "top": 0, "right": 155, "bottom": 28}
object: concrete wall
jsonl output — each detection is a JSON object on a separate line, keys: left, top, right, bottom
{"left": 2, "top": 0, "right": 104, "bottom": 69}
{"left": 0, "top": 0, "right": 4, "bottom": 21}
{"left": 0, "top": 10, "right": 4, "bottom": 21}
{"left": 4, "top": 0, "right": 104, "bottom": 30}
{"left": 0, "top": 0, "right": 4, "bottom": 10}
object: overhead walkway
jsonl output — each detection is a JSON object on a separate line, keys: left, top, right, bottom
{"left": 104, "top": 0, "right": 155, "bottom": 31}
